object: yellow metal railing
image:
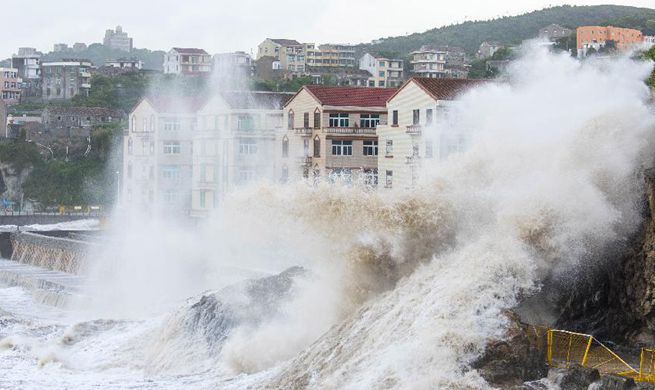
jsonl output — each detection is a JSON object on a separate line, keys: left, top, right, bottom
{"left": 524, "top": 326, "right": 655, "bottom": 383}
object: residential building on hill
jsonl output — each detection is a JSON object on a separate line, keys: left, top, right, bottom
{"left": 477, "top": 41, "right": 503, "bottom": 60}
{"left": 377, "top": 77, "right": 486, "bottom": 190}
{"left": 257, "top": 39, "right": 305, "bottom": 73}
{"left": 105, "top": 58, "right": 143, "bottom": 70}
{"left": 410, "top": 47, "right": 446, "bottom": 78}
{"left": 359, "top": 53, "right": 404, "bottom": 87}
{"left": 0, "top": 68, "right": 21, "bottom": 104}
{"left": 645, "top": 36, "right": 655, "bottom": 48}
{"left": 41, "top": 59, "right": 92, "bottom": 100}
{"left": 306, "top": 43, "right": 356, "bottom": 68}
{"left": 213, "top": 51, "right": 255, "bottom": 83}
{"left": 163, "top": 48, "right": 212, "bottom": 75}
{"left": 12, "top": 48, "right": 42, "bottom": 100}
{"left": 122, "top": 97, "right": 205, "bottom": 215}
{"left": 278, "top": 85, "right": 396, "bottom": 184}
{"left": 0, "top": 100, "right": 6, "bottom": 137}
{"left": 576, "top": 26, "right": 644, "bottom": 57}
{"left": 191, "top": 91, "right": 292, "bottom": 217}
{"left": 53, "top": 43, "right": 69, "bottom": 52}
{"left": 103, "top": 26, "right": 133, "bottom": 52}
{"left": 42, "top": 106, "right": 123, "bottom": 131}
{"left": 539, "top": 24, "right": 573, "bottom": 41}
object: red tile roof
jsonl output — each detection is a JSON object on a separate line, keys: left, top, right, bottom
{"left": 303, "top": 85, "right": 397, "bottom": 108}
{"left": 393, "top": 77, "right": 489, "bottom": 102}
{"left": 144, "top": 96, "right": 207, "bottom": 114}
{"left": 172, "top": 48, "right": 208, "bottom": 55}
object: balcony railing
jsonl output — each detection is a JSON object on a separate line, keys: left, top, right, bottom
{"left": 406, "top": 125, "right": 422, "bottom": 135}
{"left": 323, "top": 127, "right": 376, "bottom": 135}
{"left": 294, "top": 128, "right": 313, "bottom": 136}
{"left": 298, "top": 156, "right": 312, "bottom": 166}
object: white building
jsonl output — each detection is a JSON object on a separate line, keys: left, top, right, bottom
{"left": 105, "top": 58, "right": 143, "bottom": 69}
{"left": 644, "top": 36, "right": 655, "bottom": 48}
{"left": 377, "top": 77, "right": 485, "bottom": 190}
{"left": 163, "top": 48, "right": 212, "bottom": 75}
{"left": 191, "top": 91, "right": 292, "bottom": 217}
{"left": 103, "top": 26, "right": 133, "bottom": 52}
{"left": 122, "top": 97, "right": 204, "bottom": 216}
{"left": 409, "top": 47, "right": 446, "bottom": 78}
{"left": 359, "top": 53, "right": 404, "bottom": 88}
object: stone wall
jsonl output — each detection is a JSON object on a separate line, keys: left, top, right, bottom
{"left": 9, "top": 231, "right": 95, "bottom": 274}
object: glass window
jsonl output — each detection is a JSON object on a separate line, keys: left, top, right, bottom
{"left": 313, "top": 111, "right": 321, "bottom": 128}
{"left": 163, "top": 141, "right": 181, "bottom": 154}
{"left": 288, "top": 111, "right": 294, "bottom": 130}
{"left": 385, "top": 139, "right": 393, "bottom": 156}
{"left": 328, "top": 113, "right": 349, "bottom": 127}
{"left": 425, "top": 140, "right": 434, "bottom": 158}
{"left": 392, "top": 110, "right": 398, "bottom": 126}
{"left": 331, "top": 140, "right": 353, "bottom": 155}
{"left": 303, "top": 112, "right": 310, "bottom": 128}
{"left": 282, "top": 136, "right": 289, "bottom": 157}
{"left": 238, "top": 115, "right": 254, "bottom": 130}
{"left": 426, "top": 109, "right": 433, "bottom": 125}
{"left": 385, "top": 170, "right": 393, "bottom": 188}
{"left": 412, "top": 109, "right": 420, "bottom": 125}
{"left": 360, "top": 114, "right": 380, "bottom": 128}
{"left": 313, "top": 136, "right": 320, "bottom": 157}
{"left": 363, "top": 140, "right": 378, "bottom": 156}
{"left": 163, "top": 118, "right": 181, "bottom": 131}
{"left": 162, "top": 165, "right": 180, "bottom": 181}
{"left": 239, "top": 138, "right": 257, "bottom": 154}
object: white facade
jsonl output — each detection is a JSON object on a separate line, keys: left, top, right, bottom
{"left": 191, "top": 92, "right": 288, "bottom": 217}
{"left": 122, "top": 98, "right": 199, "bottom": 216}
{"left": 103, "top": 26, "right": 133, "bottom": 52}
{"left": 359, "top": 53, "right": 404, "bottom": 88}
{"left": 410, "top": 48, "right": 446, "bottom": 78}
{"left": 163, "top": 48, "right": 212, "bottom": 75}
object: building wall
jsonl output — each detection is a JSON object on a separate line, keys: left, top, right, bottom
{"left": 377, "top": 81, "right": 442, "bottom": 191}
{"left": 360, "top": 54, "right": 404, "bottom": 87}
{"left": 0, "top": 68, "right": 21, "bottom": 104}
{"left": 163, "top": 50, "right": 212, "bottom": 75}
{"left": 576, "top": 26, "right": 643, "bottom": 50}
{"left": 410, "top": 50, "right": 446, "bottom": 78}
{"left": 257, "top": 39, "right": 280, "bottom": 60}
{"left": 41, "top": 62, "right": 91, "bottom": 100}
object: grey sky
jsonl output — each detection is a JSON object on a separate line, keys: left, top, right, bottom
{"left": 4, "top": 0, "right": 655, "bottom": 58}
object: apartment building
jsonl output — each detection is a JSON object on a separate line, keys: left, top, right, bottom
{"left": 105, "top": 58, "right": 143, "bottom": 70}
{"left": 306, "top": 43, "right": 356, "bottom": 68}
{"left": 213, "top": 51, "right": 255, "bottom": 84}
{"left": 410, "top": 47, "right": 446, "bottom": 78}
{"left": 576, "top": 26, "right": 643, "bottom": 57}
{"left": 191, "top": 91, "right": 292, "bottom": 217}
{"left": 359, "top": 53, "right": 404, "bottom": 88}
{"left": 163, "top": 48, "right": 212, "bottom": 75}
{"left": 377, "top": 77, "right": 485, "bottom": 190}
{"left": 41, "top": 59, "right": 92, "bottom": 100}
{"left": 279, "top": 85, "right": 396, "bottom": 184}
{"left": 103, "top": 26, "right": 133, "bottom": 52}
{"left": 477, "top": 41, "right": 503, "bottom": 60}
{"left": 122, "top": 97, "right": 204, "bottom": 215}
{"left": 539, "top": 24, "right": 573, "bottom": 41}
{"left": 257, "top": 39, "right": 306, "bottom": 73}
{"left": 0, "top": 68, "right": 21, "bottom": 104}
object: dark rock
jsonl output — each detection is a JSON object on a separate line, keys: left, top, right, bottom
{"left": 597, "top": 375, "right": 636, "bottom": 389}
{"left": 549, "top": 366, "right": 600, "bottom": 390}
{"left": 474, "top": 311, "right": 548, "bottom": 387}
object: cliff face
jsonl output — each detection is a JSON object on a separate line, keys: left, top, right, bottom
{"left": 557, "top": 170, "right": 655, "bottom": 344}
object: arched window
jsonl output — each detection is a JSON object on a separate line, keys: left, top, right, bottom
{"left": 127, "top": 138, "right": 133, "bottom": 154}
{"left": 313, "top": 135, "right": 320, "bottom": 157}
{"left": 287, "top": 110, "right": 294, "bottom": 130}
{"left": 143, "top": 118, "right": 147, "bottom": 132}
{"left": 313, "top": 108, "right": 321, "bottom": 128}
{"left": 131, "top": 116, "right": 136, "bottom": 132}
{"left": 282, "top": 135, "right": 289, "bottom": 158}
{"left": 150, "top": 115, "right": 155, "bottom": 132}
{"left": 281, "top": 165, "right": 289, "bottom": 183}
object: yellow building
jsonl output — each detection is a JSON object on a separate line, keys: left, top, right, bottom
{"left": 277, "top": 85, "right": 396, "bottom": 185}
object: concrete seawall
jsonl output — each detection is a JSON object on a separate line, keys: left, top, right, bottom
{"left": 0, "top": 214, "right": 100, "bottom": 226}
{"left": 7, "top": 231, "right": 96, "bottom": 274}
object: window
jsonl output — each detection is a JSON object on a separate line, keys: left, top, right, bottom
{"left": 162, "top": 165, "right": 180, "bottom": 181}
{"left": 331, "top": 140, "right": 353, "bottom": 155}
{"left": 163, "top": 141, "right": 181, "bottom": 154}
{"left": 163, "top": 118, "right": 180, "bottom": 131}
{"left": 313, "top": 110, "right": 321, "bottom": 128}
{"left": 303, "top": 112, "right": 310, "bottom": 128}
{"left": 281, "top": 166, "right": 289, "bottom": 183}
{"left": 379, "top": 71, "right": 385, "bottom": 77}
{"left": 363, "top": 140, "right": 378, "bottom": 156}
{"left": 143, "top": 118, "right": 147, "bottom": 132}
{"left": 164, "top": 190, "right": 179, "bottom": 204}
{"left": 313, "top": 136, "right": 321, "bottom": 157}
{"left": 131, "top": 116, "right": 136, "bottom": 132}
{"left": 239, "top": 169, "right": 255, "bottom": 183}
{"left": 385, "top": 139, "right": 393, "bottom": 156}
{"left": 360, "top": 114, "right": 380, "bottom": 128}
{"left": 378, "top": 80, "right": 385, "bottom": 87}
{"left": 239, "top": 138, "right": 257, "bottom": 154}
{"left": 363, "top": 169, "right": 378, "bottom": 186}
{"left": 199, "top": 191, "right": 206, "bottom": 208}
{"left": 379, "top": 61, "right": 386, "bottom": 67}
{"left": 127, "top": 163, "right": 132, "bottom": 178}
{"left": 238, "top": 115, "right": 254, "bottom": 130}
{"left": 426, "top": 109, "right": 433, "bottom": 125}
{"left": 412, "top": 144, "right": 419, "bottom": 157}
{"left": 385, "top": 170, "right": 393, "bottom": 188}
{"left": 413, "top": 109, "right": 420, "bottom": 125}
{"left": 288, "top": 110, "right": 294, "bottom": 130}
{"left": 127, "top": 138, "right": 133, "bottom": 154}
{"left": 425, "top": 140, "right": 434, "bottom": 158}
{"left": 392, "top": 110, "right": 398, "bottom": 126}
{"left": 329, "top": 168, "right": 352, "bottom": 183}
{"left": 282, "top": 136, "right": 289, "bottom": 157}
{"left": 328, "top": 113, "right": 349, "bottom": 128}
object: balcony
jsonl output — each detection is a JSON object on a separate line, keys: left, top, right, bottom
{"left": 80, "top": 71, "right": 91, "bottom": 78}
{"left": 406, "top": 125, "right": 422, "bottom": 135}
{"left": 298, "top": 156, "right": 312, "bottom": 166}
{"left": 323, "top": 127, "right": 376, "bottom": 135}
{"left": 80, "top": 83, "right": 91, "bottom": 89}
{"left": 294, "top": 128, "right": 313, "bottom": 136}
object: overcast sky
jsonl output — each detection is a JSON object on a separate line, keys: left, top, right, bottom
{"left": 4, "top": 0, "right": 654, "bottom": 58}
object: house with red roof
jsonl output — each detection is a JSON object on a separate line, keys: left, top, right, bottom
{"left": 278, "top": 84, "right": 397, "bottom": 184}
{"left": 122, "top": 96, "right": 206, "bottom": 215}
{"left": 163, "top": 48, "right": 212, "bottom": 75}
{"left": 377, "top": 77, "right": 487, "bottom": 190}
